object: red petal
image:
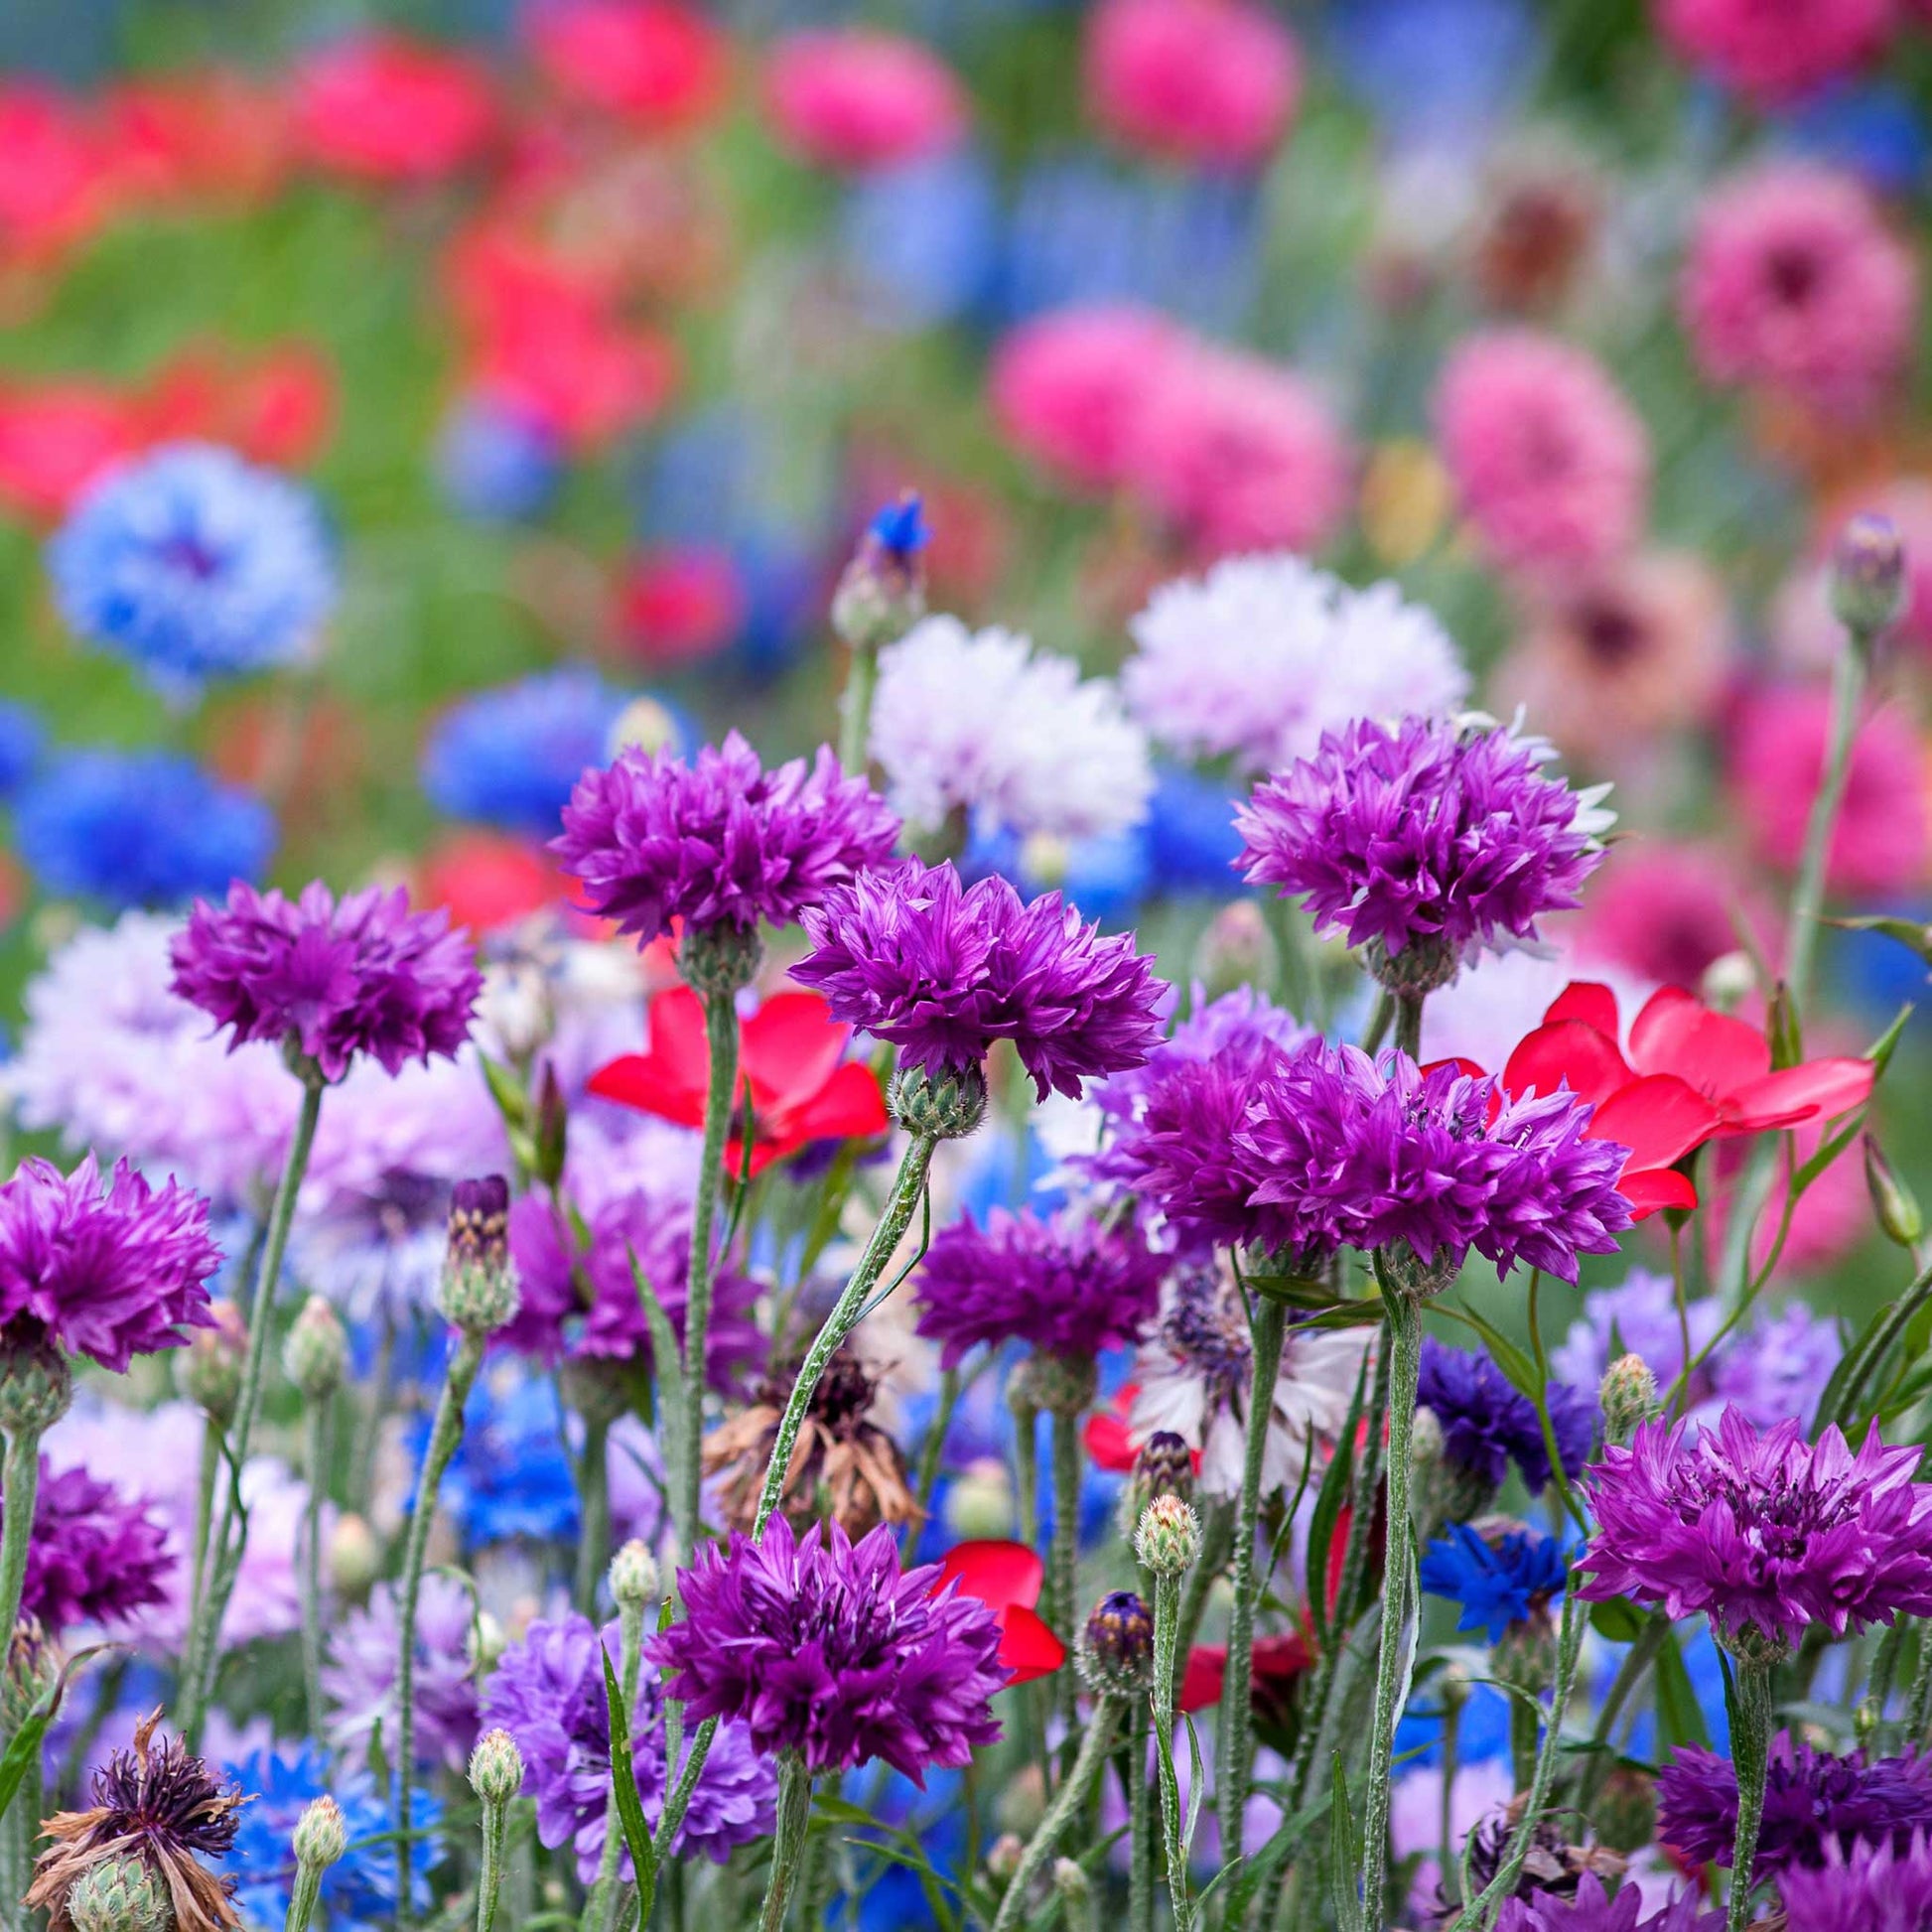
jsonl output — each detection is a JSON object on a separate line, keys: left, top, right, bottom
{"left": 586, "top": 1052, "right": 706, "bottom": 1129}
{"left": 1628, "top": 987, "right": 1769, "bottom": 1097}
{"left": 1422, "top": 1056, "right": 1489, "bottom": 1082}
{"left": 1083, "top": 1395, "right": 1139, "bottom": 1473}
{"left": 739, "top": 991, "right": 852, "bottom": 1113}
{"left": 996, "top": 1604, "right": 1067, "bottom": 1686}
{"left": 1725, "top": 1058, "right": 1875, "bottom": 1134}
{"left": 932, "top": 1539, "right": 1043, "bottom": 1613}
{"left": 1615, "top": 1168, "right": 1699, "bottom": 1218}
{"left": 1502, "top": 1020, "right": 1632, "bottom": 1108}
{"left": 1543, "top": 981, "right": 1622, "bottom": 1038}
{"left": 1587, "top": 1074, "right": 1723, "bottom": 1171}
{"left": 1177, "top": 1646, "right": 1225, "bottom": 1714}
{"left": 643, "top": 985, "right": 712, "bottom": 1097}
{"left": 1325, "top": 1502, "right": 1352, "bottom": 1621}
{"left": 766, "top": 1060, "right": 889, "bottom": 1149}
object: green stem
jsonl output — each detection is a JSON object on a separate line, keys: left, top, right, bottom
{"left": 181, "top": 1071, "right": 325, "bottom": 1746}
{"left": 394, "top": 1330, "right": 485, "bottom": 1930}
{"left": 285, "top": 1863, "right": 325, "bottom": 1932}
{"left": 1217, "top": 1294, "right": 1287, "bottom": 1863}
{"left": 1152, "top": 1574, "right": 1195, "bottom": 1932}
{"left": 1785, "top": 640, "right": 1864, "bottom": 1017}
{"left": 188, "top": 1414, "right": 220, "bottom": 1619}
{"left": 1833, "top": 1256, "right": 1932, "bottom": 1429}
{"left": 1394, "top": 992, "right": 1425, "bottom": 1062}
{"left": 1578, "top": 1614, "right": 1665, "bottom": 1813}
{"left": 576, "top": 1417, "right": 612, "bottom": 1613}
{"left": 1724, "top": 1660, "right": 1774, "bottom": 1932}
{"left": 475, "top": 1798, "right": 508, "bottom": 1932}
{"left": 588, "top": 1596, "right": 646, "bottom": 1932}
{"left": 756, "top": 1755, "right": 813, "bottom": 1932}
{"left": 680, "top": 989, "right": 740, "bottom": 1564}
{"left": 1129, "top": 1699, "right": 1154, "bottom": 1932}
{"left": 1049, "top": 1405, "right": 1084, "bottom": 1733}
{"left": 904, "top": 1365, "right": 961, "bottom": 1564}
{"left": 839, "top": 641, "right": 881, "bottom": 776}
{"left": 1012, "top": 1396, "right": 1039, "bottom": 1547}
{"left": 1360, "top": 988, "right": 1395, "bottom": 1058}
{"left": 1509, "top": 1696, "right": 1538, "bottom": 1795}
{"left": 989, "top": 1700, "right": 1123, "bottom": 1932}
{"left": 1439, "top": 1680, "right": 1464, "bottom": 1910}
{"left": 0, "top": 1426, "right": 45, "bottom": 1663}
{"left": 300, "top": 1401, "right": 330, "bottom": 1743}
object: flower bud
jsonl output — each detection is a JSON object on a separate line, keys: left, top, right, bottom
{"left": 175, "top": 1301, "right": 245, "bottom": 1426}
{"left": 439, "top": 1175, "right": 520, "bottom": 1337}
{"left": 0, "top": 1331, "right": 73, "bottom": 1437}
{"left": 1698, "top": 949, "right": 1755, "bottom": 1015}
{"left": 1365, "top": 934, "right": 1460, "bottom": 1001}
{"left": 328, "top": 1513, "right": 382, "bottom": 1599}
{"left": 1190, "top": 899, "right": 1275, "bottom": 1003}
{"left": 1076, "top": 1589, "right": 1155, "bottom": 1696}
{"left": 283, "top": 1296, "right": 347, "bottom": 1402}
{"left": 606, "top": 695, "right": 681, "bottom": 761}
{"left": 0, "top": 1619, "right": 60, "bottom": 1732}
{"left": 943, "top": 1464, "right": 1013, "bottom": 1542}
{"left": 532, "top": 1061, "right": 568, "bottom": 1192}
{"left": 610, "top": 1539, "right": 659, "bottom": 1615}
{"left": 889, "top": 1062, "right": 988, "bottom": 1142}
{"left": 986, "top": 1834, "right": 1026, "bottom": 1883}
{"left": 678, "top": 922, "right": 763, "bottom": 1000}
{"left": 831, "top": 494, "right": 928, "bottom": 655}
{"left": 470, "top": 1726, "right": 526, "bottom": 1808}
{"left": 1050, "top": 1859, "right": 1090, "bottom": 1908}
{"left": 1491, "top": 1610, "right": 1558, "bottom": 1696}
{"left": 1125, "top": 1432, "right": 1195, "bottom": 1527}
{"left": 66, "top": 1856, "right": 169, "bottom": 1932}
{"left": 1831, "top": 511, "right": 1907, "bottom": 645}
{"left": 293, "top": 1795, "right": 347, "bottom": 1870}
{"left": 1135, "top": 1495, "right": 1201, "bottom": 1578}
{"left": 1599, "top": 1353, "right": 1660, "bottom": 1449}
{"left": 1014, "top": 1350, "right": 1097, "bottom": 1420}
{"left": 1593, "top": 1765, "right": 1657, "bottom": 1857}
{"left": 995, "top": 1766, "right": 1045, "bottom": 1837}
{"left": 468, "top": 1609, "right": 507, "bottom": 1676}
{"left": 1864, "top": 1134, "right": 1924, "bottom": 1250}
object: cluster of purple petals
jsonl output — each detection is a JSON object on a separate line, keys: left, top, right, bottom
{"left": 552, "top": 731, "right": 899, "bottom": 945}
{"left": 0, "top": 1155, "right": 221, "bottom": 1372}
{"left": 1775, "top": 1837, "right": 1932, "bottom": 1931}
{"left": 791, "top": 859, "right": 1168, "bottom": 1102}
{"left": 1658, "top": 1734, "right": 1932, "bottom": 1876}
{"left": 912, "top": 1206, "right": 1167, "bottom": 1367}
{"left": 649, "top": 1515, "right": 1009, "bottom": 1782}
{"left": 482, "top": 1612, "right": 775, "bottom": 1879}
{"left": 322, "top": 1574, "right": 482, "bottom": 1774}
{"left": 170, "top": 881, "right": 482, "bottom": 1081}
{"left": 1234, "top": 716, "right": 1602, "bottom": 961}
{"left": 1577, "top": 1409, "right": 1932, "bottom": 1651}
{"left": 1495, "top": 1874, "right": 1723, "bottom": 1932}
{"left": 1417, "top": 1338, "right": 1594, "bottom": 1496}
{"left": 501, "top": 1192, "right": 762, "bottom": 1389}
{"left": 10, "top": 1458, "right": 173, "bottom": 1634}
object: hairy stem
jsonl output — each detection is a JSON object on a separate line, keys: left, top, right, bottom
{"left": 300, "top": 1401, "right": 331, "bottom": 1742}
{"left": 1725, "top": 1660, "right": 1774, "bottom": 1932}
{"left": 575, "top": 1416, "right": 612, "bottom": 1614}
{"left": 1050, "top": 1405, "right": 1084, "bottom": 1733}
{"left": 1153, "top": 1573, "right": 1196, "bottom": 1932}
{"left": 756, "top": 1754, "right": 813, "bottom": 1932}
{"left": 990, "top": 1700, "right": 1123, "bottom": 1932}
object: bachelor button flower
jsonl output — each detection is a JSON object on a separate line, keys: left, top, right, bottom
{"left": 762, "top": 29, "right": 968, "bottom": 172}
{"left": 791, "top": 858, "right": 1168, "bottom": 1102}
{"left": 14, "top": 751, "right": 274, "bottom": 910}
{"left": 1655, "top": 0, "right": 1892, "bottom": 104}
{"left": 322, "top": 1573, "right": 482, "bottom": 1774}
{"left": 170, "top": 880, "right": 483, "bottom": 1082}
{"left": 1578, "top": 1409, "right": 1932, "bottom": 1654}
{"left": 1419, "top": 1522, "right": 1568, "bottom": 1643}
{"left": 49, "top": 444, "right": 336, "bottom": 692}
{"left": 10, "top": 1458, "right": 173, "bottom": 1635}
{"left": 912, "top": 1206, "right": 1166, "bottom": 1368}
{"left": 483, "top": 1612, "right": 775, "bottom": 1880}
{"left": 422, "top": 669, "right": 633, "bottom": 836}
{"left": 0, "top": 699, "right": 44, "bottom": 800}
{"left": 1494, "top": 1872, "right": 1723, "bottom": 1932}
{"left": 1417, "top": 1339, "right": 1594, "bottom": 1499}
{"left": 1236, "top": 716, "right": 1611, "bottom": 990}
{"left": 553, "top": 730, "right": 899, "bottom": 947}
{"left": 650, "top": 1514, "right": 1009, "bottom": 1781}
{"left": 1774, "top": 1836, "right": 1932, "bottom": 1931}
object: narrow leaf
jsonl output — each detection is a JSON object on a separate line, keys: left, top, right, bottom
{"left": 601, "top": 1647, "right": 657, "bottom": 1929}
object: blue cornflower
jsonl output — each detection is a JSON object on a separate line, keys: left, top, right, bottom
{"left": 435, "top": 397, "right": 563, "bottom": 524}
{"left": 0, "top": 702, "right": 44, "bottom": 801}
{"left": 840, "top": 150, "right": 1000, "bottom": 329}
{"left": 223, "top": 1745, "right": 440, "bottom": 1926}
{"left": 14, "top": 749, "right": 274, "bottom": 908}
{"left": 432, "top": 1371, "right": 581, "bottom": 1545}
{"left": 421, "top": 668, "right": 635, "bottom": 837}
{"left": 1421, "top": 1522, "right": 1570, "bottom": 1642}
{"left": 869, "top": 492, "right": 930, "bottom": 563}
{"left": 1417, "top": 1338, "right": 1594, "bottom": 1498}
{"left": 50, "top": 443, "right": 336, "bottom": 691}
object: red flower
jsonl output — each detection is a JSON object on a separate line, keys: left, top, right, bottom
{"left": 590, "top": 984, "right": 889, "bottom": 1176}
{"left": 0, "top": 381, "right": 143, "bottom": 523}
{"left": 1083, "top": 1384, "right": 1140, "bottom": 1472}
{"left": 1177, "top": 1631, "right": 1312, "bottom": 1716}
{"left": 524, "top": 0, "right": 729, "bottom": 132}
{"left": 420, "top": 830, "right": 568, "bottom": 934}
{"left": 0, "top": 84, "right": 116, "bottom": 267}
{"left": 931, "top": 1539, "right": 1065, "bottom": 1685}
{"left": 105, "top": 70, "right": 291, "bottom": 208}
{"left": 292, "top": 34, "right": 499, "bottom": 185}
{"left": 618, "top": 547, "right": 744, "bottom": 664}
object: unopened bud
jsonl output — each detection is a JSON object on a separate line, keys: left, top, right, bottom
{"left": 1593, "top": 1765, "right": 1657, "bottom": 1856}
{"left": 283, "top": 1296, "right": 347, "bottom": 1401}
{"left": 889, "top": 1062, "right": 987, "bottom": 1142}
{"left": 533, "top": 1061, "right": 567, "bottom": 1191}
{"left": 1491, "top": 1610, "right": 1558, "bottom": 1695}
{"left": 328, "top": 1513, "right": 381, "bottom": 1599}
{"left": 176, "top": 1300, "right": 246, "bottom": 1425}
{"left": 293, "top": 1795, "right": 347, "bottom": 1870}
{"left": 1191, "top": 898, "right": 1275, "bottom": 1003}
{"left": 1135, "top": 1495, "right": 1201, "bottom": 1578}
{"left": 1865, "top": 1135, "right": 1924, "bottom": 1249}
{"left": 1123, "top": 1432, "right": 1195, "bottom": 1535}
{"left": 1014, "top": 1350, "right": 1098, "bottom": 1420}
{"left": 0, "top": 1619, "right": 60, "bottom": 1732}
{"left": 943, "top": 1464, "right": 1014, "bottom": 1542}
{"left": 66, "top": 1856, "right": 169, "bottom": 1932}
{"left": 1600, "top": 1353, "right": 1660, "bottom": 1448}
{"left": 1051, "top": 1858, "right": 1090, "bottom": 1906}
{"left": 439, "top": 1175, "right": 519, "bottom": 1336}
{"left": 986, "top": 1834, "right": 1026, "bottom": 1883}
{"left": 468, "top": 1609, "right": 507, "bottom": 1676}
{"left": 1831, "top": 511, "right": 1907, "bottom": 645}
{"left": 0, "top": 1332, "right": 72, "bottom": 1437}
{"left": 831, "top": 494, "right": 929, "bottom": 654}
{"left": 996, "top": 1766, "right": 1046, "bottom": 1837}
{"left": 1077, "top": 1589, "right": 1155, "bottom": 1695}
{"left": 1699, "top": 949, "right": 1756, "bottom": 1015}
{"left": 610, "top": 1539, "right": 659, "bottom": 1614}
{"left": 470, "top": 1726, "right": 526, "bottom": 1808}
{"left": 678, "top": 921, "right": 763, "bottom": 1000}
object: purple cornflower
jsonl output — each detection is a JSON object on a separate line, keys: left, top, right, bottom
{"left": 1234, "top": 716, "right": 1610, "bottom": 975}
{"left": 912, "top": 1206, "right": 1166, "bottom": 1367}
{"left": 1495, "top": 1874, "right": 1722, "bottom": 1931}
{"left": 483, "top": 1613, "right": 775, "bottom": 1879}
{"left": 1417, "top": 1338, "right": 1594, "bottom": 1497}
{"left": 651, "top": 1515, "right": 1009, "bottom": 1781}
{"left": 170, "top": 882, "right": 482, "bottom": 1081}
{"left": 9, "top": 1458, "right": 173, "bottom": 1634}
{"left": 1658, "top": 1734, "right": 1932, "bottom": 1876}
{"left": 0, "top": 1155, "right": 221, "bottom": 1373}
{"left": 1775, "top": 1836, "right": 1932, "bottom": 1931}
{"left": 322, "top": 1574, "right": 482, "bottom": 1774}
{"left": 1577, "top": 1409, "right": 1932, "bottom": 1652}
{"left": 792, "top": 858, "right": 1168, "bottom": 1101}
{"left": 552, "top": 731, "right": 898, "bottom": 945}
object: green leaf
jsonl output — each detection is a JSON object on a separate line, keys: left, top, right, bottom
{"left": 1588, "top": 1596, "right": 1646, "bottom": 1644}
{"left": 1866, "top": 1002, "right": 1916, "bottom": 1082}
{"left": 1180, "top": 1714, "right": 1206, "bottom": 1866}
{"left": 479, "top": 1053, "right": 530, "bottom": 1132}
{"left": 1439, "top": 1301, "right": 1543, "bottom": 1405}
{"left": 0, "top": 1643, "right": 112, "bottom": 1823}
{"left": 1652, "top": 1622, "right": 1712, "bottom": 1755}
{"left": 1327, "top": 1754, "right": 1365, "bottom": 1932}
{"left": 600, "top": 1647, "right": 656, "bottom": 1930}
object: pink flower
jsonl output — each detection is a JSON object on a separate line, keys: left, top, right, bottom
{"left": 291, "top": 33, "right": 498, "bottom": 185}
{"left": 1727, "top": 683, "right": 1929, "bottom": 896}
{"left": 1434, "top": 329, "right": 1650, "bottom": 577}
{"left": 1682, "top": 164, "right": 1918, "bottom": 421}
{"left": 1579, "top": 841, "right": 1779, "bottom": 989}
{"left": 522, "top": 0, "right": 727, "bottom": 131}
{"left": 1124, "top": 343, "right": 1352, "bottom": 559}
{"left": 988, "top": 306, "right": 1185, "bottom": 494}
{"left": 1655, "top": 0, "right": 1897, "bottom": 105}
{"left": 1082, "top": 0, "right": 1300, "bottom": 168}
{"left": 762, "top": 30, "right": 967, "bottom": 172}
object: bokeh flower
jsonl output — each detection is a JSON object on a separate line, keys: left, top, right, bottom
{"left": 522, "top": 0, "right": 726, "bottom": 130}
{"left": 323, "top": 1573, "right": 481, "bottom": 1774}
{"left": 10, "top": 1458, "right": 173, "bottom": 1635}
{"left": 762, "top": 31, "right": 967, "bottom": 172}
{"left": 1417, "top": 1338, "right": 1593, "bottom": 1497}
{"left": 291, "top": 33, "right": 497, "bottom": 184}
{"left": 1655, "top": 0, "right": 1894, "bottom": 103}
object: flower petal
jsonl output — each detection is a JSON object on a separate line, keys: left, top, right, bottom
{"left": 1587, "top": 1073, "right": 1723, "bottom": 1171}
{"left": 1615, "top": 1167, "right": 1698, "bottom": 1218}
{"left": 1725, "top": 1058, "right": 1875, "bottom": 1134}
{"left": 1503, "top": 1019, "right": 1632, "bottom": 1107}
{"left": 1628, "top": 985, "right": 1770, "bottom": 1097}
{"left": 740, "top": 990, "right": 855, "bottom": 1112}
{"left": 932, "top": 1539, "right": 1044, "bottom": 1613}
{"left": 1543, "top": 980, "right": 1622, "bottom": 1039}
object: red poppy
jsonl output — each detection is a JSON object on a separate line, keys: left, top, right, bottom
{"left": 0, "top": 381, "right": 143, "bottom": 522}
{"left": 1083, "top": 1383, "right": 1140, "bottom": 1472}
{"left": 419, "top": 831, "right": 568, "bottom": 934}
{"left": 618, "top": 547, "right": 745, "bottom": 665}
{"left": 524, "top": 0, "right": 729, "bottom": 133}
{"left": 1177, "top": 1631, "right": 1313, "bottom": 1716}
{"left": 0, "top": 84, "right": 115, "bottom": 267}
{"left": 292, "top": 34, "right": 499, "bottom": 185}
{"left": 931, "top": 1539, "right": 1065, "bottom": 1685}
{"left": 590, "top": 984, "right": 889, "bottom": 1175}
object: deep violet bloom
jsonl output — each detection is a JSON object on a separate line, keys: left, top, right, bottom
{"left": 1419, "top": 1522, "right": 1569, "bottom": 1643}
{"left": 170, "top": 881, "right": 483, "bottom": 1082}
{"left": 1416, "top": 1338, "right": 1593, "bottom": 1498}
{"left": 483, "top": 1613, "right": 774, "bottom": 1879}
{"left": 912, "top": 1206, "right": 1166, "bottom": 1367}
{"left": 791, "top": 858, "right": 1168, "bottom": 1101}
{"left": 8, "top": 1457, "right": 173, "bottom": 1633}
{"left": 1234, "top": 716, "right": 1610, "bottom": 973}
{"left": 0, "top": 1155, "right": 222, "bottom": 1373}
{"left": 1578, "top": 1409, "right": 1932, "bottom": 1652}
{"left": 1775, "top": 1837, "right": 1932, "bottom": 1931}
{"left": 1658, "top": 1734, "right": 1932, "bottom": 1877}
{"left": 551, "top": 730, "right": 899, "bottom": 945}
{"left": 651, "top": 1515, "right": 1010, "bottom": 1781}
{"left": 1495, "top": 1873, "right": 1722, "bottom": 1932}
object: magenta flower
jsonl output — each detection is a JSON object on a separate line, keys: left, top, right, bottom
{"left": 1495, "top": 1873, "right": 1721, "bottom": 1931}
{"left": 1577, "top": 1409, "right": 1932, "bottom": 1652}
{"left": 10, "top": 1458, "right": 173, "bottom": 1634}
{"left": 650, "top": 1514, "right": 1009, "bottom": 1781}
{"left": 792, "top": 858, "right": 1167, "bottom": 1101}
{"left": 553, "top": 730, "right": 898, "bottom": 945}
{"left": 0, "top": 1155, "right": 221, "bottom": 1372}
{"left": 1774, "top": 1836, "right": 1932, "bottom": 1931}
{"left": 171, "top": 881, "right": 482, "bottom": 1081}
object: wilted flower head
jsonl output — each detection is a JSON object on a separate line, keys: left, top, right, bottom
{"left": 171, "top": 881, "right": 483, "bottom": 1081}
{"left": 11, "top": 1457, "right": 173, "bottom": 1634}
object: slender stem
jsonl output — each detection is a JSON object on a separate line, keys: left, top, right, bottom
{"left": 1359, "top": 988, "right": 1395, "bottom": 1058}
{"left": 1217, "top": 1294, "right": 1287, "bottom": 1863}
{"left": 1578, "top": 1614, "right": 1666, "bottom": 1813}
{"left": 680, "top": 989, "right": 740, "bottom": 1565}
{"left": 1833, "top": 1256, "right": 1932, "bottom": 1429}
{"left": 576, "top": 1417, "right": 612, "bottom": 1613}
{"left": 475, "top": 1798, "right": 508, "bottom": 1932}
{"left": 652, "top": 1716, "right": 719, "bottom": 1863}
{"left": 1439, "top": 1681, "right": 1464, "bottom": 1910}
{"left": 839, "top": 641, "right": 880, "bottom": 776}
{"left": 1049, "top": 1405, "right": 1084, "bottom": 1733}
{"left": 285, "top": 1863, "right": 325, "bottom": 1932}
{"left": 1152, "top": 1574, "right": 1195, "bottom": 1932}
{"left": 1174, "top": 1500, "right": 1233, "bottom": 1664}
{"left": 756, "top": 1755, "right": 813, "bottom": 1932}
{"left": 904, "top": 1365, "right": 961, "bottom": 1564}
{"left": 1785, "top": 641, "right": 1864, "bottom": 1017}
{"left": 188, "top": 1414, "right": 221, "bottom": 1619}
{"left": 1725, "top": 1660, "right": 1774, "bottom": 1932}
{"left": 394, "top": 1330, "right": 485, "bottom": 1930}
{"left": 0, "top": 1426, "right": 45, "bottom": 1661}
{"left": 1509, "top": 1697, "right": 1538, "bottom": 1794}
{"left": 1012, "top": 1397, "right": 1039, "bottom": 1547}
{"left": 751, "top": 1135, "right": 937, "bottom": 1537}
{"left": 300, "top": 1401, "right": 330, "bottom": 1742}
{"left": 181, "top": 1072, "right": 325, "bottom": 1746}
{"left": 1359, "top": 1288, "right": 1424, "bottom": 1932}
{"left": 989, "top": 1700, "right": 1123, "bottom": 1932}
{"left": 1394, "top": 992, "right": 1425, "bottom": 1061}
{"left": 352, "top": 1312, "right": 397, "bottom": 1514}
{"left": 1129, "top": 1699, "right": 1154, "bottom": 1932}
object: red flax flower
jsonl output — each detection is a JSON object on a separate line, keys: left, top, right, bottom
{"left": 930, "top": 1540, "right": 1065, "bottom": 1685}
{"left": 589, "top": 984, "right": 888, "bottom": 1176}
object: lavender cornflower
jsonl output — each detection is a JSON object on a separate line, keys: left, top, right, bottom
{"left": 1775, "top": 1836, "right": 1932, "bottom": 1931}
{"left": 1417, "top": 1339, "right": 1594, "bottom": 1500}
{"left": 792, "top": 858, "right": 1168, "bottom": 1101}
{"left": 912, "top": 1206, "right": 1166, "bottom": 1367}
{"left": 651, "top": 1514, "right": 1009, "bottom": 1781}
{"left": 1234, "top": 715, "right": 1611, "bottom": 990}
{"left": 1577, "top": 1409, "right": 1932, "bottom": 1654}
{"left": 9, "top": 1458, "right": 173, "bottom": 1635}
{"left": 1495, "top": 1874, "right": 1723, "bottom": 1931}
{"left": 171, "top": 881, "right": 483, "bottom": 1081}
{"left": 552, "top": 730, "right": 898, "bottom": 947}
{"left": 322, "top": 1573, "right": 482, "bottom": 1774}
{"left": 482, "top": 1613, "right": 775, "bottom": 1879}
{"left": 1658, "top": 1734, "right": 1932, "bottom": 1876}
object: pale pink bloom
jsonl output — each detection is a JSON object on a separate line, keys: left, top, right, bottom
{"left": 1655, "top": 0, "right": 1897, "bottom": 105}
{"left": 1124, "top": 343, "right": 1352, "bottom": 559}
{"left": 1578, "top": 840, "right": 1779, "bottom": 990}
{"left": 1082, "top": 0, "right": 1300, "bottom": 168}
{"left": 1683, "top": 164, "right": 1918, "bottom": 421}
{"left": 761, "top": 30, "right": 967, "bottom": 172}
{"left": 1434, "top": 329, "right": 1650, "bottom": 577}
{"left": 988, "top": 305, "right": 1185, "bottom": 494}
{"left": 1727, "top": 682, "right": 1929, "bottom": 895}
